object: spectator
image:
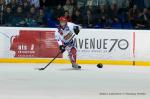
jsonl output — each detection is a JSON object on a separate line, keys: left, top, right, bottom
{"left": 0, "top": 0, "right": 5, "bottom": 12}
{"left": 122, "top": 0, "right": 130, "bottom": 9}
{"left": 83, "top": 9, "right": 95, "bottom": 28}
{"left": 3, "top": 6, "right": 13, "bottom": 26}
{"left": 36, "top": 8, "right": 47, "bottom": 27}
{"left": 148, "top": 7, "right": 150, "bottom": 29}
{"left": 135, "top": 8, "right": 150, "bottom": 29}
{"left": 22, "top": 0, "right": 30, "bottom": 15}
{"left": 87, "top": 0, "right": 98, "bottom": 6}
{"left": 129, "top": 5, "right": 140, "bottom": 28}
{"left": 63, "top": 0, "right": 73, "bottom": 16}
{"left": 128, "top": 0, "right": 134, "bottom": 8}
{"left": 64, "top": 10, "right": 71, "bottom": 22}
{"left": 81, "top": 5, "right": 96, "bottom": 18}
{"left": 15, "top": 6, "right": 24, "bottom": 17}
{"left": 30, "top": 0, "right": 39, "bottom": 8}
{"left": 12, "top": 6, "right": 26, "bottom": 26}
{"left": 143, "top": 8, "right": 150, "bottom": 29}
{"left": 29, "top": 6, "right": 37, "bottom": 19}
{"left": 70, "top": 0, "right": 77, "bottom": 7}
{"left": 71, "top": 0, "right": 79, "bottom": 15}
{"left": 108, "top": 3, "right": 120, "bottom": 23}
{"left": 96, "top": 5, "right": 110, "bottom": 28}
{"left": 148, "top": 7, "right": 150, "bottom": 19}
{"left": 40, "top": 0, "right": 48, "bottom": 9}
{"left": 0, "top": 11, "right": 5, "bottom": 25}
{"left": 53, "top": 4, "right": 64, "bottom": 21}
{"left": 7, "top": 0, "right": 18, "bottom": 12}
{"left": 77, "top": 0, "right": 86, "bottom": 8}
{"left": 5, "top": 0, "right": 11, "bottom": 5}
{"left": 144, "top": 0, "right": 150, "bottom": 8}
{"left": 98, "top": 0, "right": 108, "bottom": 6}
{"left": 87, "top": 5, "right": 95, "bottom": 13}
{"left": 72, "top": 9, "right": 83, "bottom": 25}
{"left": 143, "top": 8, "right": 150, "bottom": 20}
{"left": 26, "top": 6, "right": 37, "bottom": 27}
{"left": 72, "top": 1, "right": 82, "bottom": 17}
{"left": 0, "top": 0, "right": 5, "bottom": 25}
{"left": 129, "top": 5, "right": 140, "bottom": 19}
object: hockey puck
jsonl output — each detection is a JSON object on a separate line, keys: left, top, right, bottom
{"left": 97, "top": 63, "right": 103, "bottom": 68}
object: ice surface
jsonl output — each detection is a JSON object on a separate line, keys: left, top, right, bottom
{"left": 0, "top": 63, "right": 150, "bottom": 99}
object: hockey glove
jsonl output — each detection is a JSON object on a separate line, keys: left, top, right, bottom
{"left": 59, "top": 45, "right": 66, "bottom": 53}
{"left": 73, "top": 26, "right": 80, "bottom": 35}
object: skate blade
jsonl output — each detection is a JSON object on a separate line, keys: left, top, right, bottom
{"left": 72, "top": 66, "right": 81, "bottom": 70}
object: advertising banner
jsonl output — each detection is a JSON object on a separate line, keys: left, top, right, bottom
{"left": 66, "top": 29, "right": 134, "bottom": 60}
{"left": 0, "top": 27, "right": 62, "bottom": 58}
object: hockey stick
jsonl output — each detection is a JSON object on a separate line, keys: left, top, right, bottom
{"left": 37, "top": 52, "right": 62, "bottom": 70}
{"left": 37, "top": 34, "right": 76, "bottom": 71}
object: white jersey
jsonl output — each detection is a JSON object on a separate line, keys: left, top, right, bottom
{"left": 55, "top": 22, "right": 80, "bottom": 46}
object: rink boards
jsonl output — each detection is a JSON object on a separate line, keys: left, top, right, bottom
{"left": 0, "top": 27, "right": 150, "bottom": 66}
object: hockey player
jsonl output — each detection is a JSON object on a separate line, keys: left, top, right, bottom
{"left": 55, "top": 16, "right": 81, "bottom": 69}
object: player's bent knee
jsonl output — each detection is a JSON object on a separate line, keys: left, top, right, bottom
{"left": 70, "top": 47, "right": 76, "bottom": 54}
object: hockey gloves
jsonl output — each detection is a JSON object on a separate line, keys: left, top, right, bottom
{"left": 59, "top": 45, "right": 66, "bottom": 53}
{"left": 73, "top": 26, "right": 80, "bottom": 35}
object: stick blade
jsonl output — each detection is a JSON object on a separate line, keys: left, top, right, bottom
{"left": 39, "top": 68, "right": 45, "bottom": 70}
{"left": 34, "top": 67, "right": 45, "bottom": 71}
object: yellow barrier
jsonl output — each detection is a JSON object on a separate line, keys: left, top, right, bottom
{"left": 0, "top": 58, "right": 150, "bottom": 66}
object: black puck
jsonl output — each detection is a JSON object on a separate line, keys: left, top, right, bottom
{"left": 97, "top": 63, "right": 103, "bottom": 68}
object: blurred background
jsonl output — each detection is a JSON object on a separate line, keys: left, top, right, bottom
{"left": 0, "top": 0, "right": 149, "bottom": 29}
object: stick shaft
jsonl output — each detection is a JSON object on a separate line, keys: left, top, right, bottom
{"left": 42, "top": 34, "right": 76, "bottom": 70}
{"left": 43, "top": 52, "right": 61, "bottom": 69}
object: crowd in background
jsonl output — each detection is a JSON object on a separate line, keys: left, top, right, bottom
{"left": 0, "top": 0, "right": 149, "bottom": 29}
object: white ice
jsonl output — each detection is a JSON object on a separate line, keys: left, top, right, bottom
{"left": 0, "top": 63, "right": 150, "bottom": 99}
